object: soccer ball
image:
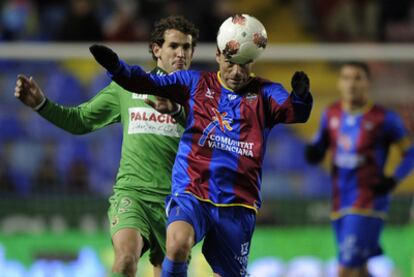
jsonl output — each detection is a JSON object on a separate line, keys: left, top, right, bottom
{"left": 217, "top": 14, "right": 267, "bottom": 64}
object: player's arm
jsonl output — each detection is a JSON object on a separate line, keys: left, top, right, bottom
{"left": 89, "top": 44, "right": 191, "bottom": 106}
{"left": 144, "top": 96, "right": 187, "bottom": 127}
{"left": 15, "top": 75, "right": 120, "bottom": 134}
{"left": 374, "top": 111, "right": 414, "bottom": 195}
{"left": 265, "top": 71, "right": 313, "bottom": 126}
{"left": 304, "top": 111, "right": 330, "bottom": 164}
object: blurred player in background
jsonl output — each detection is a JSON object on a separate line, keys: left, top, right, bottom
{"left": 89, "top": 14, "right": 313, "bottom": 277}
{"left": 305, "top": 61, "right": 414, "bottom": 277}
{"left": 14, "top": 16, "right": 199, "bottom": 277}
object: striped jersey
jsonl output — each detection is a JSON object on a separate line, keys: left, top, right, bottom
{"left": 310, "top": 101, "right": 414, "bottom": 218}
{"left": 110, "top": 61, "right": 313, "bottom": 212}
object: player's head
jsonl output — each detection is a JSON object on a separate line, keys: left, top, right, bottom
{"left": 216, "top": 49, "right": 253, "bottom": 91}
{"left": 338, "top": 61, "right": 371, "bottom": 107}
{"left": 149, "top": 16, "right": 199, "bottom": 73}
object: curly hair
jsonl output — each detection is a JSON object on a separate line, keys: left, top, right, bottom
{"left": 149, "top": 16, "right": 199, "bottom": 61}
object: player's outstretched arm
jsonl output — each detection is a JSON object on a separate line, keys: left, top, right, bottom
{"left": 90, "top": 44, "right": 190, "bottom": 106}
{"left": 89, "top": 44, "right": 121, "bottom": 74}
{"left": 15, "top": 74, "right": 47, "bottom": 111}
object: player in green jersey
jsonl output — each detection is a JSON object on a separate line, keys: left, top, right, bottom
{"left": 14, "top": 16, "right": 199, "bottom": 277}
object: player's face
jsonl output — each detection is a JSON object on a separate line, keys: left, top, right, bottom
{"left": 338, "top": 65, "right": 370, "bottom": 106}
{"left": 216, "top": 51, "right": 252, "bottom": 91}
{"left": 152, "top": 29, "right": 193, "bottom": 73}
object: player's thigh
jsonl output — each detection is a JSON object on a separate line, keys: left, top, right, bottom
{"left": 166, "top": 193, "right": 210, "bottom": 246}
{"left": 144, "top": 201, "right": 169, "bottom": 266}
{"left": 333, "top": 215, "right": 384, "bottom": 267}
{"left": 202, "top": 207, "right": 256, "bottom": 277}
{"left": 108, "top": 194, "right": 152, "bottom": 255}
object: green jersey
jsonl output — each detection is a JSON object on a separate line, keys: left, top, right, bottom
{"left": 38, "top": 68, "right": 185, "bottom": 202}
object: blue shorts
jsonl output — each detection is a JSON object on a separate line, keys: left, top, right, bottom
{"left": 166, "top": 193, "right": 256, "bottom": 277}
{"left": 333, "top": 214, "right": 384, "bottom": 267}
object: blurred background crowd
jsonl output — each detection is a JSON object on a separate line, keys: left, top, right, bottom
{"left": 1, "top": 0, "right": 414, "bottom": 43}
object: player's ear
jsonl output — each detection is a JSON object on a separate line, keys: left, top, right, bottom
{"left": 152, "top": 43, "right": 162, "bottom": 59}
{"left": 215, "top": 48, "right": 221, "bottom": 64}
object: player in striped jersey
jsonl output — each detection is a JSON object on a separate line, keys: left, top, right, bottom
{"left": 305, "top": 62, "right": 414, "bottom": 277}
{"left": 89, "top": 25, "right": 313, "bottom": 276}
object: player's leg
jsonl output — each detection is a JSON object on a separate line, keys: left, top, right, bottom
{"left": 144, "top": 201, "right": 170, "bottom": 277}
{"left": 202, "top": 206, "right": 256, "bottom": 277}
{"left": 153, "top": 265, "right": 162, "bottom": 277}
{"left": 108, "top": 194, "right": 152, "bottom": 277}
{"left": 112, "top": 228, "right": 145, "bottom": 277}
{"left": 161, "top": 194, "right": 209, "bottom": 277}
{"left": 333, "top": 215, "right": 383, "bottom": 277}
{"left": 165, "top": 220, "right": 195, "bottom": 261}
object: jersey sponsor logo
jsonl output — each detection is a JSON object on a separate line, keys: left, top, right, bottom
{"left": 199, "top": 108, "right": 233, "bottom": 145}
{"left": 334, "top": 153, "right": 365, "bottom": 169}
{"left": 128, "top": 107, "right": 180, "bottom": 137}
{"left": 198, "top": 108, "right": 254, "bottom": 157}
{"left": 132, "top": 94, "right": 148, "bottom": 100}
{"left": 338, "top": 134, "right": 353, "bottom": 151}
{"left": 207, "top": 134, "right": 254, "bottom": 157}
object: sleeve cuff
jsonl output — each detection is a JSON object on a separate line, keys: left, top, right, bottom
{"left": 169, "top": 104, "right": 182, "bottom": 116}
{"left": 34, "top": 97, "right": 47, "bottom": 111}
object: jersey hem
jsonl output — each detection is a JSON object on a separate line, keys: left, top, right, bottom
{"left": 330, "top": 208, "right": 387, "bottom": 220}
{"left": 184, "top": 191, "right": 258, "bottom": 213}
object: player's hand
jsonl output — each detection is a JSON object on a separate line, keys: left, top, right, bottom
{"left": 291, "top": 71, "right": 310, "bottom": 98}
{"left": 89, "top": 44, "right": 120, "bottom": 73}
{"left": 14, "top": 74, "right": 46, "bottom": 109}
{"left": 304, "top": 144, "right": 324, "bottom": 164}
{"left": 145, "top": 96, "right": 181, "bottom": 115}
{"left": 372, "top": 176, "right": 397, "bottom": 195}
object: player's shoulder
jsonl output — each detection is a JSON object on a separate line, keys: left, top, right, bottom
{"left": 172, "top": 69, "right": 201, "bottom": 77}
{"left": 369, "top": 103, "right": 398, "bottom": 120}
{"left": 252, "top": 76, "right": 286, "bottom": 94}
{"left": 325, "top": 101, "right": 342, "bottom": 113}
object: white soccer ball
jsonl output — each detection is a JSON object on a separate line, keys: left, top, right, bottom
{"left": 217, "top": 14, "right": 267, "bottom": 64}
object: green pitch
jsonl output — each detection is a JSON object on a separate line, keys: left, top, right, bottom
{"left": 0, "top": 224, "right": 412, "bottom": 276}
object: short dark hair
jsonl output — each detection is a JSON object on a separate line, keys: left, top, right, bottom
{"left": 149, "top": 16, "right": 199, "bottom": 61}
{"left": 341, "top": 61, "right": 371, "bottom": 79}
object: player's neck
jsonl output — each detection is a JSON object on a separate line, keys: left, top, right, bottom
{"left": 342, "top": 99, "right": 370, "bottom": 113}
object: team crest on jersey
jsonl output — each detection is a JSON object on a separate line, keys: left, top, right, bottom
{"left": 245, "top": 92, "right": 257, "bottom": 101}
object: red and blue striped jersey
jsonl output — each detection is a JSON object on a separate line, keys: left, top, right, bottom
{"left": 311, "top": 101, "right": 414, "bottom": 219}
{"left": 111, "top": 61, "right": 313, "bottom": 212}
